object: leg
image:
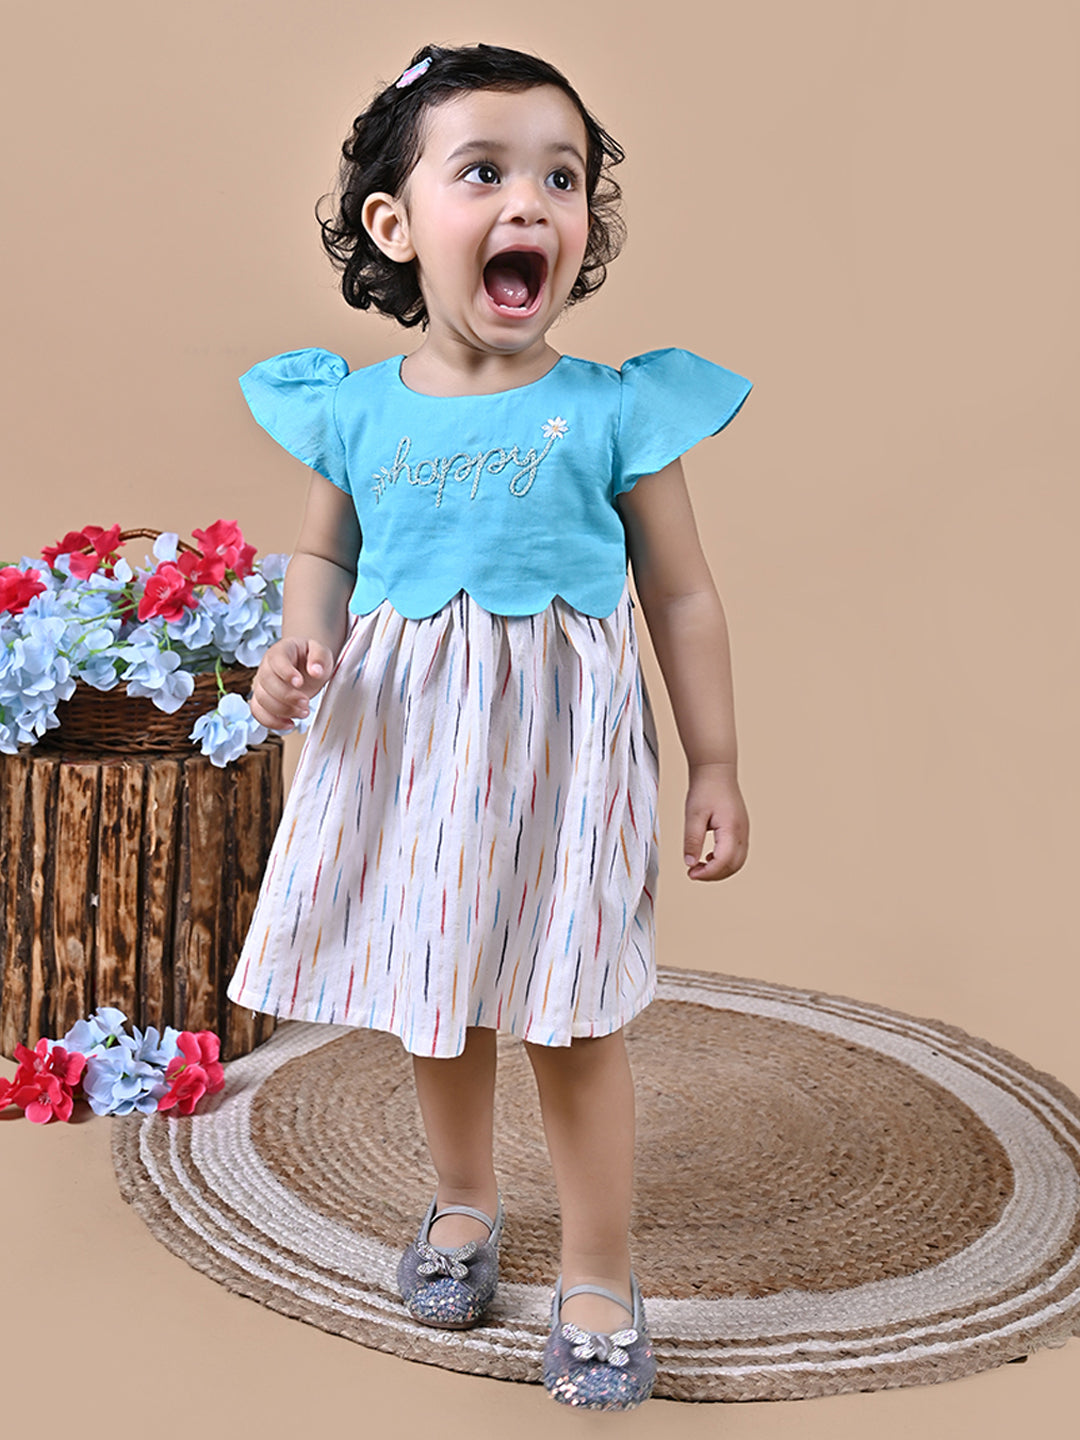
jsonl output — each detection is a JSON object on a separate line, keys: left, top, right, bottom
{"left": 411, "top": 1024, "right": 499, "bottom": 1248}
{"left": 525, "top": 1028, "right": 637, "bottom": 1333}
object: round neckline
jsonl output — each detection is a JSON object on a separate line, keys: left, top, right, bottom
{"left": 391, "top": 352, "right": 570, "bottom": 400}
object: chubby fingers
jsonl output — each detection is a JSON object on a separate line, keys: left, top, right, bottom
{"left": 249, "top": 691, "right": 297, "bottom": 733}
{"left": 684, "top": 823, "right": 747, "bottom": 881}
{"left": 302, "top": 638, "right": 336, "bottom": 687}
{"left": 253, "top": 648, "right": 312, "bottom": 729}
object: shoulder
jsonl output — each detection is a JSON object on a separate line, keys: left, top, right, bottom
{"left": 558, "top": 349, "right": 746, "bottom": 395}
{"left": 617, "top": 348, "right": 753, "bottom": 419}
{"left": 618, "top": 347, "right": 743, "bottom": 385}
{"left": 240, "top": 348, "right": 402, "bottom": 392}
{"left": 240, "top": 347, "right": 349, "bottom": 387}
{"left": 335, "top": 353, "right": 402, "bottom": 408}
{"left": 553, "top": 353, "right": 621, "bottom": 390}
{"left": 235, "top": 348, "right": 366, "bottom": 488}
{"left": 610, "top": 349, "right": 753, "bottom": 497}
{"left": 559, "top": 348, "right": 714, "bottom": 380}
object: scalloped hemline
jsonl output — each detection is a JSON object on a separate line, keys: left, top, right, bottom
{"left": 347, "top": 579, "right": 632, "bottom": 622}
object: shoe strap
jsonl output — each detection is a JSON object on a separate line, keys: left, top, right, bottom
{"left": 432, "top": 1203, "right": 496, "bottom": 1228}
{"left": 561, "top": 1282, "right": 633, "bottom": 1314}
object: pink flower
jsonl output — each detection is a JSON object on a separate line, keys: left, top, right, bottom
{"left": 42, "top": 529, "right": 89, "bottom": 567}
{"left": 0, "top": 565, "right": 46, "bottom": 615}
{"left": 42, "top": 524, "right": 122, "bottom": 579}
{"left": 157, "top": 1031, "right": 225, "bottom": 1115}
{"left": 11, "top": 1037, "right": 85, "bottom": 1085}
{"left": 177, "top": 548, "right": 227, "bottom": 588}
{"left": 137, "top": 562, "right": 197, "bottom": 622}
{"left": 191, "top": 520, "right": 256, "bottom": 582}
{"left": 5, "top": 1039, "right": 86, "bottom": 1123}
{"left": 13, "top": 1072, "right": 76, "bottom": 1123}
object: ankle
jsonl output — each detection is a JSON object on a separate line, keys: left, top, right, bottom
{"left": 434, "top": 1179, "right": 499, "bottom": 1215}
{"left": 426, "top": 1179, "right": 500, "bottom": 1250}
{"left": 558, "top": 1273, "right": 636, "bottom": 1334}
{"left": 560, "top": 1246, "right": 631, "bottom": 1291}
{"left": 561, "top": 1266, "right": 632, "bottom": 1301}
{"left": 559, "top": 1250, "right": 633, "bottom": 1319}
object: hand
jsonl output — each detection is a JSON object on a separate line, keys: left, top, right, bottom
{"left": 249, "top": 636, "right": 335, "bottom": 733}
{"left": 683, "top": 762, "right": 749, "bottom": 881}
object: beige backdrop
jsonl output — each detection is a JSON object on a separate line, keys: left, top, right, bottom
{"left": 2, "top": 0, "right": 1077, "bottom": 1431}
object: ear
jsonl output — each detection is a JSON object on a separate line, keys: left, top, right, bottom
{"left": 362, "top": 191, "right": 415, "bottom": 263}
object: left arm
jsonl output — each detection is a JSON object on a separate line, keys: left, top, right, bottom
{"left": 617, "top": 457, "right": 750, "bottom": 881}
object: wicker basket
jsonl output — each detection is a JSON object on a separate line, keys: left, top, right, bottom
{"left": 38, "top": 667, "right": 257, "bottom": 755}
{"left": 34, "top": 526, "right": 258, "bottom": 757}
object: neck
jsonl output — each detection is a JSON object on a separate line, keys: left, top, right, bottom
{"left": 399, "top": 333, "right": 562, "bottom": 397}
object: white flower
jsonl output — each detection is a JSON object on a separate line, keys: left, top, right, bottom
{"left": 152, "top": 532, "right": 180, "bottom": 564}
{"left": 542, "top": 416, "right": 569, "bottom": 440}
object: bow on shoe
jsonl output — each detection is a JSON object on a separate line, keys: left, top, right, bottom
{"left": 561, "top": 1322, "right": 639, "bottom": 1366}
{"left": 415, "top": 1238, "right": 480, "bottom": 1281}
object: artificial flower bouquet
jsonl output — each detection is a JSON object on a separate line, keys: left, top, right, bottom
{"left": 0, "top": 1007, "right": 225, "bottom": 1123}
{"left": 0, "top": 521, "right": 290, "bottom": 766}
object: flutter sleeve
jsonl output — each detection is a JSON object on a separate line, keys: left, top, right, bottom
{"left": 238, "top": 348, "right": 351, "bottom": 492}
{"left": 613, "top": 348, "right": 753, "bottom": 497}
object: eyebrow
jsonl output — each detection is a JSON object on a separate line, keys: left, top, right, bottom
{"left": 444, "top": 139, "right": 587, "bottom": 169}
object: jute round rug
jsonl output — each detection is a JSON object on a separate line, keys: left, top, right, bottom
{"left": 112, "top": 967, "right": 1080, "bottom": 1402}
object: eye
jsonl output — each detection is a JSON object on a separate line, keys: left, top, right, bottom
{"left": 464, "top": 162, "right": 500, "bottom": 185}
{"left": 547, "top": 167, "right": 577, "bottom": 191}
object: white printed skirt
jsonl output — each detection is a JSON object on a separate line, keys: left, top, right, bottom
{"left": 225, "top": 575, "right": 660, "bottom": 1058}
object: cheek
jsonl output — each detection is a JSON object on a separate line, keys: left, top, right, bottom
{"left": 563, "top": 209, "right": 592, "bottom": 267}
{"left": 436, "top": 212, "right": 488, "bottom": 273}
{"left": 412, "top": 201, "right": 479, "bottom": 268}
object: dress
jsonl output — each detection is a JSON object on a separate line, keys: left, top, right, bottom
{"left": 225, "top": 346, "right": 752, "bottom": 1057}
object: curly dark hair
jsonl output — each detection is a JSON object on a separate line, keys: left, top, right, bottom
{"left": 316, "top": 43, "right": 626, "bottom": 328}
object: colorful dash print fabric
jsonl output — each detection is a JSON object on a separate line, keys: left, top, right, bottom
{"left": 226, "top": 576, "right": 661, "bottom": 1058}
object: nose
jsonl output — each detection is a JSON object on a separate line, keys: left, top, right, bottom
{"left": 500, "top": 173, "right": 549, "bottom": 225}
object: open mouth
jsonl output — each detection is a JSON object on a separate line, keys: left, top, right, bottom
{"left": 482, "top": 249, "right": 548, "bottom": 315}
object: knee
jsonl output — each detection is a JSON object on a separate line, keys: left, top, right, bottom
{"left": 524, "top": 1029, "right": 627, "bottom": 1074}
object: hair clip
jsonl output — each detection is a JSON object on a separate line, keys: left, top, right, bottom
{"left": 395, "top": 56, "right": 432, "bottom": 89}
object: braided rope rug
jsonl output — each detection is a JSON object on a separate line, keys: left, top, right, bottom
{"left": 111, "top": 967, "right": 1080, "bottom": 1401}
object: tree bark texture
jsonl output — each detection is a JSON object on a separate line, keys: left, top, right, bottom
{"left": 0, "top": 739, "right": 283, "bottom": 1062}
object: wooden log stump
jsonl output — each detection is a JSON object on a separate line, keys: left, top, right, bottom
{"left": 0, "top": 739, "right": 283, "bottom": 1062}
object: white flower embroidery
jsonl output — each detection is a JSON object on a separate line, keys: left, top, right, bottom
{"left": 542, "top": 416, "right": 569, "bottom": 440}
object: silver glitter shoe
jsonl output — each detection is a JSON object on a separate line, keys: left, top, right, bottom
{"left": 542, "top": 1271, "right": 656, "bottom": 1410}
{"left": 397, "top": 1192, "right": 503, "bottom": 1329}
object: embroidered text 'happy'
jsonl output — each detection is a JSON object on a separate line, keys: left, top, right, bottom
{"left": 371, "top": 420, "right": 568, "bottom": 506}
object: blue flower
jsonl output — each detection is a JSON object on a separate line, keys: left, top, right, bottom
{"left": 233, "top": 608, "right": 281, "bottom": 667}
{"left": 128, "top": 1021, "right": 184, "bottom": 1067}
{"left": 191, "top": 691, "right": 268, "bottom": 766}
{"left": 58, "top": 1009, "right": 185, "bottom": 1114}
{"left": 69, "top": 623, "right": 122, "bottom": 689}
{"left": 166, "top": 603, "right": 216, "bottom": 652}
{"left": 2, "top": 539, "right": 286, "bottom": 757}
{"left": 259, "top": 552, "right": 288, "bottom": 583}
{"left": 213, "top": 575, "right": 267, "bottom": 660}
{"left": 81, "top": 1040, "right": 171, "bottom": 1116}
{"left": 64, "top": 1005, "right": 186, "bottom": 1116}
{"left": 120, "top": 635, "right": 196, "bottom": 713}
{"left": 84, "top": 557, "right": 133, "bottom": 593}
{"left": 0, "top": 613, "right": 77, "bottom": 749}
{"left": 61, "top": 1005, "right": 132, "bottom": 1055}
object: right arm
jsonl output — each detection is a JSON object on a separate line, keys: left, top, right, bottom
{"left": 250, "top": 472, "right": 362, "bottom": 731}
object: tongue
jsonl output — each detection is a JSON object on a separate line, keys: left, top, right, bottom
{"left": 486, "top": 260, "right": 530, "bottom": 308}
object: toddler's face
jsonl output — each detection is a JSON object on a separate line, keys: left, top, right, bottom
{"left": 393, "top": 86, "right": 591, "bottom": 357}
